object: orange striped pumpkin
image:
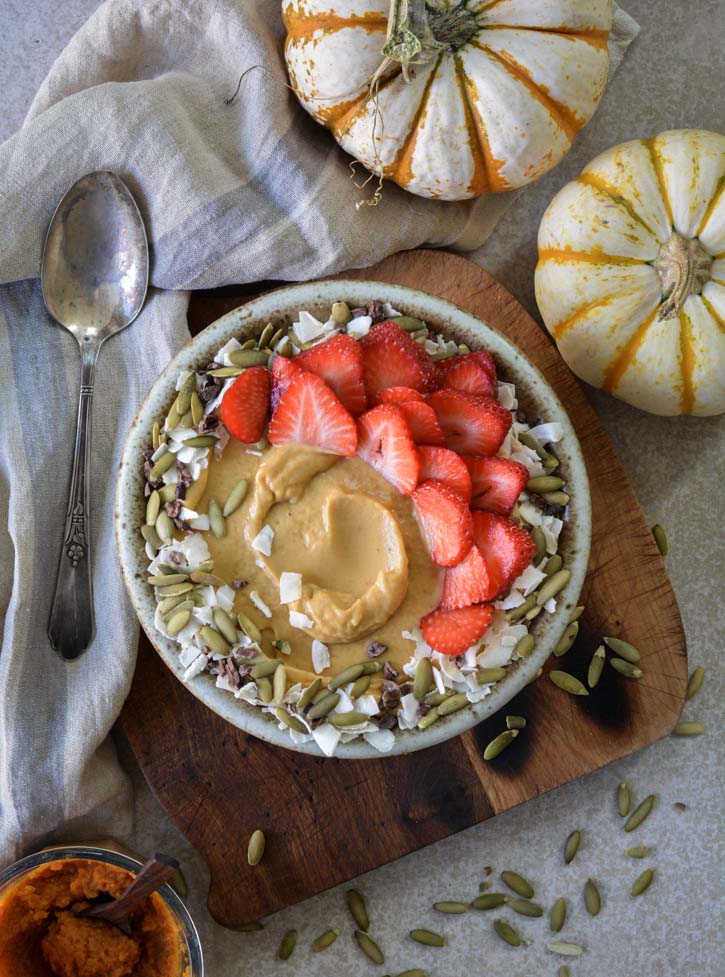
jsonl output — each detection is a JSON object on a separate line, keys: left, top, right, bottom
{"left": 283, "top": 0, "right": 613, "bottom": 200}
{"left": 536, "top": 130, "right": 725, "bottom": 417}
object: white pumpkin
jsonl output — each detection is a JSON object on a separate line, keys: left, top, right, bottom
{"left": 283, "top": 0, "right": 612, "bottom": 200}
{"left": 535, "top": 130, "right": 725, "bottom": 417}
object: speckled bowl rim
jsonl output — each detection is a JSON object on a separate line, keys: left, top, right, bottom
{"left": 116, "top": 280, "right": 591, "bottom": 759}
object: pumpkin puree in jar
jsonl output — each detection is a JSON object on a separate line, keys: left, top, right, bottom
{"left": 0, "top": 859, "right": 184, "bottom": 977}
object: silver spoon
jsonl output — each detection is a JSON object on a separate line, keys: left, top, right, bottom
{"left": 42, "top": 171, "right": 149, "bottom": 660}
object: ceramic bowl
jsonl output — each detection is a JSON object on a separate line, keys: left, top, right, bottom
{"left": 116, "top": 280, "right": 591, "bottom": 759}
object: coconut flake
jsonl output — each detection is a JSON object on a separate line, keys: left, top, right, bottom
{"left": 293, "top": 310, "right": 326, "bottom": 343}
{"left": 346, "top": 315, "right": 372, "bottom": 338}
{"left": 248, "top": 590, "right": 272, "bottom": 618}
{"left": 497, "top": 382, "right": 518, "bottom": 410}
{"left": 544, "top": 597, "right": 557, "bottom": 614}
{"left": 234, "top": 681, "right": 259, "bottom": 703}
{"left": 279, "top": 572, "right": 302, "bottom": 604}
{"left": 179, "top": 534, "right": 211, "bottom": 568}
{"left": 251, "top": 525, "right": 274, "bottom": 556}
{"left": 289, "top": 610, "right": 314, "bottom": 630}
{"left": 398, "top": 693, "right": 420, "bottom": 730}
{"left": 246, "top": 449, "right": 263, "bottom": 457}
{"left": 311, "top": 639, "right": 330, "bottom": 674}
{"left": 528, "top": 422, "right": 564, "bottom": 445}
{"left": 513, "top": 564, "right": 547, "bottom": 596}
{"left": 364, "top": 729, "right": 396, "bottom": 753}
{"left": 216, "top": 585, "right": 236, "bottom": 612}
{"left": 182, "top": 654, "right": 208, "bottom": 682}
{"left": 355, "top": 694, "right": 381, "bottom": 717}
{"left": 216, "top": 337, "right": 243, "bottom": 366}
{"left": 312, "top": 722, "right": 341, "bottom": 757}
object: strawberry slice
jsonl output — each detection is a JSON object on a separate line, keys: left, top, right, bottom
{"left": 271, "top": 355, "right": 303, "bottom": 410}
{"left": 411, "top": 480, "right": 473, "bottom": 567}
{"left": 436, "top": 354, "right": 496, "bottom": 399}
{"left": 379, "top": 386, "right": 425, "bottom": 406}
{"left": 420, "top": 604, "right": 494, "bottom": 656}
{"left": 296, "top": 333, "right": 367, "bottom": 416}
{"left": 464, "top": 456, "right": 529, "bottom": 516}
{"left": 428, "top": 389, "right": 512, "bottom": 456}
{"left": 436, "top": 350, "right": 496, "bottom": 388}
{"left": 356, "top": 405, "right": 420, "bottom": 495}
{"left": 220, "top": 366, "right": 270, "bottom": 444}
{"left": 360, "top": 322, "right": 435, "bottom": 403}
{"left": 440, "top": 543, "right": 496, "bottom": 609}
{"left": 268, "top": 371, "right": 357, "bottom": 456}
{"left": 472, "top": 510, "right": 537, "bottom": 597}
{"left": 417, "top": 446, "right": 472, "bottom": 503}
{"left": 398, "top": 401, "right": 446, "bottom": 446}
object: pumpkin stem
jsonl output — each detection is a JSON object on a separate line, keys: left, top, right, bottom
{"left": 654, "top": 232, "right": 712, "bottom": 319}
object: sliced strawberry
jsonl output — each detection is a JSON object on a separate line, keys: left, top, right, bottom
{"left": 268, "top": 371, "right": 357, "bottom": 456}
{"left": 436, "top": 350, "right": 496, "bottom": 386}
{"left": 220, "top": 366, "right": 270, "bottom": 444}
{"left": 417, "top": 446, "right": 472, "bottom": 503}
{"left": 464, "top": 456, "right": 529, "bottom": 516}
{"left": 398, "top": 401, "right": 446, "bottom": 446}
{"left": 270, "top": 355, "right": 303, "bottom": 411}
{"left": 295, "top": 333, "right": 367, "bottom": 416}
{"left": 411, "top": 480, "right": 473, "bottom": 567}
{"left": 379, "top": 386, "right": 425, "bottom": 406}
{"left": 360, "top": 322, "right": 435, "bottom": 403}
{"left": 472, "top": 510, "right": 537, "bottom": 597}
{"left": 440, "top": 544, "right": 497, "bottom": 609}
{"left": 421, "top": 604, "right": 494, "bottom": 656}
{"left": 436, "top": 355, "right": 497, "bottom": 399}
{"left": 428, "top": 389, "right": 512, "bottom": 456}
{"left": 356, "top": 405, "right": 420, "bottom": 495}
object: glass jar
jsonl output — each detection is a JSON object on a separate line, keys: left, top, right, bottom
{"left": 0, "top": 846, "right": 203, "bottom": 977}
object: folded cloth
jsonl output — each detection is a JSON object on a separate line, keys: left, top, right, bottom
{"left": 0, "top": 0, "right": 638, "bottom": 865}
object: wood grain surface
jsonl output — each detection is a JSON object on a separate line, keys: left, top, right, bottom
{"left": 119, "top": 250, "right": 687, "bottom": 928}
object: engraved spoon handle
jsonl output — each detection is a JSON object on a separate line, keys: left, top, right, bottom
{"left": 48, "top": 340, "right": 101, "bottom": 660}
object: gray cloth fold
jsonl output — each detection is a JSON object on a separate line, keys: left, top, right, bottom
{"left": 0, "top": 0, "right": 638, "bottom": 865}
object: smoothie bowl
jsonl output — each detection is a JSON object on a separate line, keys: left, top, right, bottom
{"left": 116, "top": 281, "right": 591, "bottom": 758}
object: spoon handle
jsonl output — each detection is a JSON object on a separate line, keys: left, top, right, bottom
{"left": 81, "top": 853, "right": 180, "bottom": 927}
{"left": 48, "top": 341, "right": 100, "bottom": 660}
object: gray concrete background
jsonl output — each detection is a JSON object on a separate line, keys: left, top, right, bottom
{"left": 2, "top": 2, "right": 723, "bottom": 975}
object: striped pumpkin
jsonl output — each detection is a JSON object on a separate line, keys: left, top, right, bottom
{"left": 536, "top": 130, "right": 725, "bottom": 417}
{"left": 283, "top": 0, "right": 612, "bottom": 200}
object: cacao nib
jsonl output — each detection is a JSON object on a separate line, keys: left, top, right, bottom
{"left": 382, "top": 661, "right": 399, "bottom": 681}
{"left": 367, "top": 640, "right": 388, "bottom": 659}
{"left": 351, "top": 307, "right": 367, "bottom": 319}
{"left": 368, "top": 300, "right": 385, "bottom": 323}
{"left": 377, "top": 712, "right": 397, "bottom": 731}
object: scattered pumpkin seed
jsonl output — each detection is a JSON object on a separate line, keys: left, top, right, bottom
{"left": 278, "top": 929, "right": 297, "bottom": 960}
{"left": 354, "top": 929, "right": 385, "bottom": 964}
{"left": 559, "top": 967, "right": 571, "bottom": 977}
{"left": 536, "top": 569, "right": 571, "bottom": 605}
{"left": 542, "top": 491, "right": 570, "bottom": 506}
{"left": 329, "top": 711, "right": 368, "bottom": 728}
{"left": 609, "top": 658, "right": 644, "bottom": 679}
{"left": 433, "top": 901, "right": 468, "bottom": 914}
{"left": 237, "top": 612, "right": 262, "bottom": 644}
{"left": 237, "top": 920, "right": 264, "bottom": 932}
{"left": 425, "top": 692, "right": 450, "bottom": 706}
{"left": 152, "top": 420, "right": 160, "bottom": 451}
{"left": 273, "top": 664, "right": 287, "bottom": 703}
{"left": 199, "top": 626, "right": 230, "bottom": 657}
{"left": 543, "top": 454, "right": 560, "bottom": 470}
{"left": 311, "top": 928, "right": 340, "bottom": 952}
{"left": 175, "top": 373, "right": 196, "bottom": 415}
{"left": 272, "top": 639, "right": 291, "bottom": 657}
{"left": 257, "top": 322, "right": 274, "bottom": 349}
{"left": 483, "top": 729, "right": 518, "bottom": 760}
{"left": 547, "top": 941, "right": 584, "bottom": 957}
{"left": 158, "top": 594, "right": 190, "bottom": 617}
{"left": 549, "top": 670, "right": 588, "bottom": 696}
{"left": 360, "top": 659, "right": 384, "bottom": 675}
{"left": 493, "top": 919, "right": 521, "bottom": 947}
{"left": 588, "top": 645, "right": 606, "bottom": 688}
{"left": 168, "top": 867, "right": 188, "bottom": 898}
{"left": 141, "top": 524, "right": 162, "bottom": 550}
{"left": 554, "top": 620, "right": 579, "bottom": 657}
{"left": 506, "top": 594, "right": 537, "bottom": 622}
{"left": 350, "top": 674, "right": 372, "bottom": 698}
{"left": 531, "top": 525, "right": 547, "bottom": 565}
{"left": 685, "top": 666, "right": 705, "bottom": 701}
{"left": 274, "top": 707, "right": 306, "bottom": 733}
{"left": 525, "top": 604, "right": 542, "bottom": 621}
{"left": 166, "top": 609, "right": 192, "bottom": 636}
{"left": 603, "top": 636, "right": 641, "bottom": 663}
{"left": 222, "top": 479, "right": 249, "bottom": 517}
{"left": 519, "top": 430, "right": 550, "bottom": 462}
{"left": 624, "top": 794, "right": 656, "bottom": 832}
{"left": 509, "top": 898, "right": 543, "bottom": 917}
{"left": 414, "top": 658, "right": 434, "bottom": 699}
{"left": 391, "top": 315, "right": 425, "bottom": 331}
{"left": 151, "top": 450, "right": 176, "bottom": 481}
{"left": 156, "top": 582, "right": 193, "bottom": 598}
{"left": 251, "top": 659, "right": 281, "bottom": 679}
{"left": 569, "top": 605, "right": 585, "bottom": 622}
{"left": 564, "top": 830, "right": 581, "bottom": 864}
{"left": 471, "top": 893, "right": 508, "bottom": 911}
{"left": 477, "top": 666, "right": 507, "bottom": 684}
{"left": 297, "top": 679, "right": 322, "bottom": 712}
{"left": 307, "top": 693, "right": 341, "bottom": 721}
{"left": 189, "top": 570, "right": 226, "bottom": 588}
{"left": 513, "top": 634, "right": 535, "bottom": 659}
{"left": 146, "top": 490, "right": 161, "bottom": 526}
{"left": 329, "top": 663, "right": 365, "bottom": 691}
{"left": 179, "top": 410, "right": 193, "bottom": 428}
{"left": 505, "top": 715, "right": 526, "bottom": 730}
{"left": 394, "top": 970, "right": 427, "bottom": 977}
{"left": 652, "top": 523, "right": 668, "bottom": 556}
{"left": 624, "top": 845, "right": 651, "bottom": 858}
{"left": 501, "top": 871, "right": 534, "bottom": 899}
{"left": 165, "top": 401, "right": 182, "bottom": 431}
{"left": 550, "top": 897, "right": 567, "bottom": 933}
{"left": 583, "top": 878, "right": 601, "bottom": 916}
{"left": 346, "top": 889, "right": 369, "bottom": 931}
{"left": 256, "top": 677, "right": 273, "bottom": 704}
{"left": 544, "top": 555, "right": 563, "bottom": 577}
{"left": 182, "top": 435, "right": 218, "bottom": 448}
{"left": 437, "top": 693, "right": 469, "bottom": 716}
{"left": 330, "top": 301, "right": 352, "bottom": 324}
{"left": 240, "top": 338, "right": 257, "bottom": 350}
{"left": 190, "top": 391, "right": 203, "bottom": 426}
{"left": 159, "top": 483, "right": 177, "bottom": 504}
{"left": 410, "top": 929, "right": 446, "bottom": 947}
{"left": 213, "top": 607, "right": 239, "bottom": 645}
{"left": 673, "top": 721, "right": 704, "bottom": 736}
{"left": 155, "top": 511, "right": 175, "bottom": 545}
{"left": 526, "top": 475, "right": 565, "bottom": 494}
{"left": 277, "top": 336, "right": 293, "bottom": 357}
{"left": 417, "top": 707, "right": 440, "bottom": 729}
{"left": 618, "top": 782, "right": 632, "bottom": 817}
{"left": 674, "top": 802, "right": 688, "bottom": 811}
{"left": 247, "top": 829, "right": 265, "bottom": 866}
{"left": 208, "top": 498, "right": 226, "bottom": 538}
{"left": 631, "top": 868, "right": 655, "bottom": 896}
{"left": 228, "top": 348, "right": 270, "bottom": 367}
{"left": 208, "top": 366, "right": 244, "bottom": 378}
{"left": 148, "top": 573, "right": 188, "bottom": 587}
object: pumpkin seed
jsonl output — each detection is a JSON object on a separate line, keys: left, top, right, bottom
{"left": 165, "top": 401, "right": 182, "bottom": 431}
{"left": 181, "top": 435, "right": 217, "bottom": 448}
{"left": 391, "top": 315, "right": 425, "bottom": 331}
{"left": 307, "top": 692, "right": 341, "bottom": 721}
{"left": 506, "top": 594, "right": 537, "bottom": 622}
{"left": 179, "top": 410, "right": 193, "bottom": 428}
{"left": 148, "top": 573, "right": 188, "bottom": 586}
{"left": 207, "top": 498, "right": 226, "bottom": 538}
{"left": 673, "top": 721, "right": 704, "bottom": 736}
{"left": 188, "top": 391, "right": 202, "bottom": 427}
{"left": 554, "top": 620, "right": 579, "bottom": 657}
{"left": 273, "top": 664, "right": 287, "bottom": 703}
{"left": 493, "top": 919, "right": 521, "bottom": 947}
{"left": 564, "top": 830, "right": 581, "bottom": 864}
{"left": 257, "top": 322, "right": 274, "bottom": 349}
{"left": 570, "top": 605, "right": 585, "bottom": 622}
{"left": 458, "top": 343, "right": 470, "bottom": 354}
{"left": 609, "top": 658, "right": 644, "bottom": 679}
{"left": 247, "top": 829, "right": 265, "bottom": 866}
{"left": 542, "top": 491, "right": 570, "bottom": 506}
{"left": 329, "top": 711, "right": 368, "bottom": 728}
{"left": 543, "top": 554, "right": 563, "bottom": 577}
{"left": 631, "top": 868, "right": 655, "bottom": 896}
{"left": 477, "top": 666, "right": 507, "bottom": 684}
{"left": 675, "top": 802, "right": 687, "bottom": 812}
{"left": 189, "top": 570, "right": 226, "bottom": 587}
{"left": 159, "top": 483, "right": 178, "bottom": 503}
{"left": 208, "top": 366, "right": 244, "bottom": 378}
{"left": 414, "top": 658, "right": 434, "bottom": 699}
{"left": 222, "top": 479, "right": 249, "bottom": 517}
{"left": 536, "top": 569, "right": 571, "bottom": 605}
{"left": 418, "top": 707, "right": 440, "bottom": 729}
{"left": 278, "top": 929, "right": 297, "bottom": 960}
{"left": 549, "top": 670, "right": 588, "bottom": 696}
{"left": 331, "top": 301, "right": 351, "bottom": 324}
{"left": 151, "top": 420, "right": 160, "bottom": 451}
{"left": 176, "top": 373, "right": 197, "bottom": 415}
{"left": 505, "top": 715, "right": 526, "bottom": 730}
{"left": 526, "top": 475, "right": 564, "bottom": 494}
{"left": 150, "top": 451, "right": 176, "bottom": 481}
{"left": 543, "top": 454, "right": 560, "bottom": 471}
{"left": 256, "top": 677, "right": 273, "bottom": 704}
{"left": 158, "top": 593, "right": 189, "bottom": 616}
{"left": 311, "top": 928, "right": 340, "bottom": 952}
{"left": 425, "top": 692, "right": 451, "bottom": 706}
{"left": 625, "top": 845, "right": 651, "bottom": 858}
{"left": 273, "top": 639, "right": 291, "bottom": 657}
{"left": 547, "top": 941, "right": 584, "bottom": 957}
{"left": 531, "top": 525, "right": 547, "bottom": 565}
{"left": 240, "top": 338, "right": 257, "bottom": 350}
{"left": 618, "top": 782, "right": 632, "bottom": 817}
{"left": 509, "top": 898, "right": 543, "bottom": 917}
{"left": 525, "top": 604, "right": 542, "bottom": 621}
{"left": 277, "top": 337, "right": 293, "bottom": 357}
{"left": 559, "top": 967, "right": 571, "bottom": 977}
{"left": 550, "top": 897, "right": 567, "bottom": 933}
{"left": 603, "top": 636, "right": 641, "bottom": 663}
{"left": 652, "top": 523, "right": 668, "bottom": 556}
{"left": 141, "top": 524, "right": 162, "bottom": 551}
{"left": 685, "top": 666, "right": 705, "bottom": 701}
{"left": 237, "top": 920, "right": 264, "bottom": 932}
{"left": 471, "top": 893, "right": 508, "bottom": 911}
{"left": 146, "top": 490, "right": 161, "bottom": 526}
{"left": 583, "top": 878, "right": 601, "bottom": 916}
{"left": 269, "top": 327, "right": 285, "bottom": 348}
{"left": 624, "top": 794, "right": 656, "bottom": 832}
{"left": 168, "top": 867, "right": 188, "bottom": 898}
{"left": 329, "top": 663, "right": 365, "bottom": 691}
{"left": 501, "top": 871, "right": 534, "bottom": 899}
{"left": 155, "top": 511, "right": 175, "bottom": 544}
{"left": 297, "top": 678, "right": 322, "bottom": 712}
{"left": 213, "top": 607, "right": 239, "bottom": 645}
{"left": 410, "top": 929, "right": 446, "bottom": 947}
{"left": 166, "top": 609, "right": 192, "bottom": 636}
{"left": 237, "top": 612, "right": 262, "bottom": 644}
{"left": 251, "top": 659, "right": 281, "bottom": 679}
{"left": 346, "top": 889, "right": 369, "bottom": 931}
{"left": 355, "top": 930, "right": 384, "bottom": 964}
{"left": 156, "top": 582, "right": 193, "bottom": 598}
{"left": 361, "top": 659, "right": 384, "bottom": 675}
{"left": 351, "top": 674, "right": 372, "bottom": 698}
{"left": 394, "top": 971, "right": 427, "bottom": 977}
{"left": 588, "top": 645, "right": 606, "bottom": 688}
{"left": 433, "top": 901, "right": 468, "bottom": 914}
{"left": 483, "top": 729, "right": 518, "bottom": 760}
{"left": 199, "top": 626, "right": 230, "bottom": 657}
{"left": 519, "top": 430, "right": 549, "bottom": 461}
{"left": 274, "top": 706, "right": 306, "bottom": 733}
{"left": 311, "top": 687, "right": 330, "bottom": 705}
{"left": 228, "top": 348, "right": 270, "bottom": 367}
{"left": 437, "top": 693, "right": 469, "bottom": 716}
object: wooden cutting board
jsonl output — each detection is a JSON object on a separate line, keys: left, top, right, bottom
{"left": 119, "top": 250, "right": 687, "bottom": 928}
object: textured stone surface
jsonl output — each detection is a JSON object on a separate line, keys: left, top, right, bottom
{"left": 5, "top": 1, "right": 724, "bottom": 974}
